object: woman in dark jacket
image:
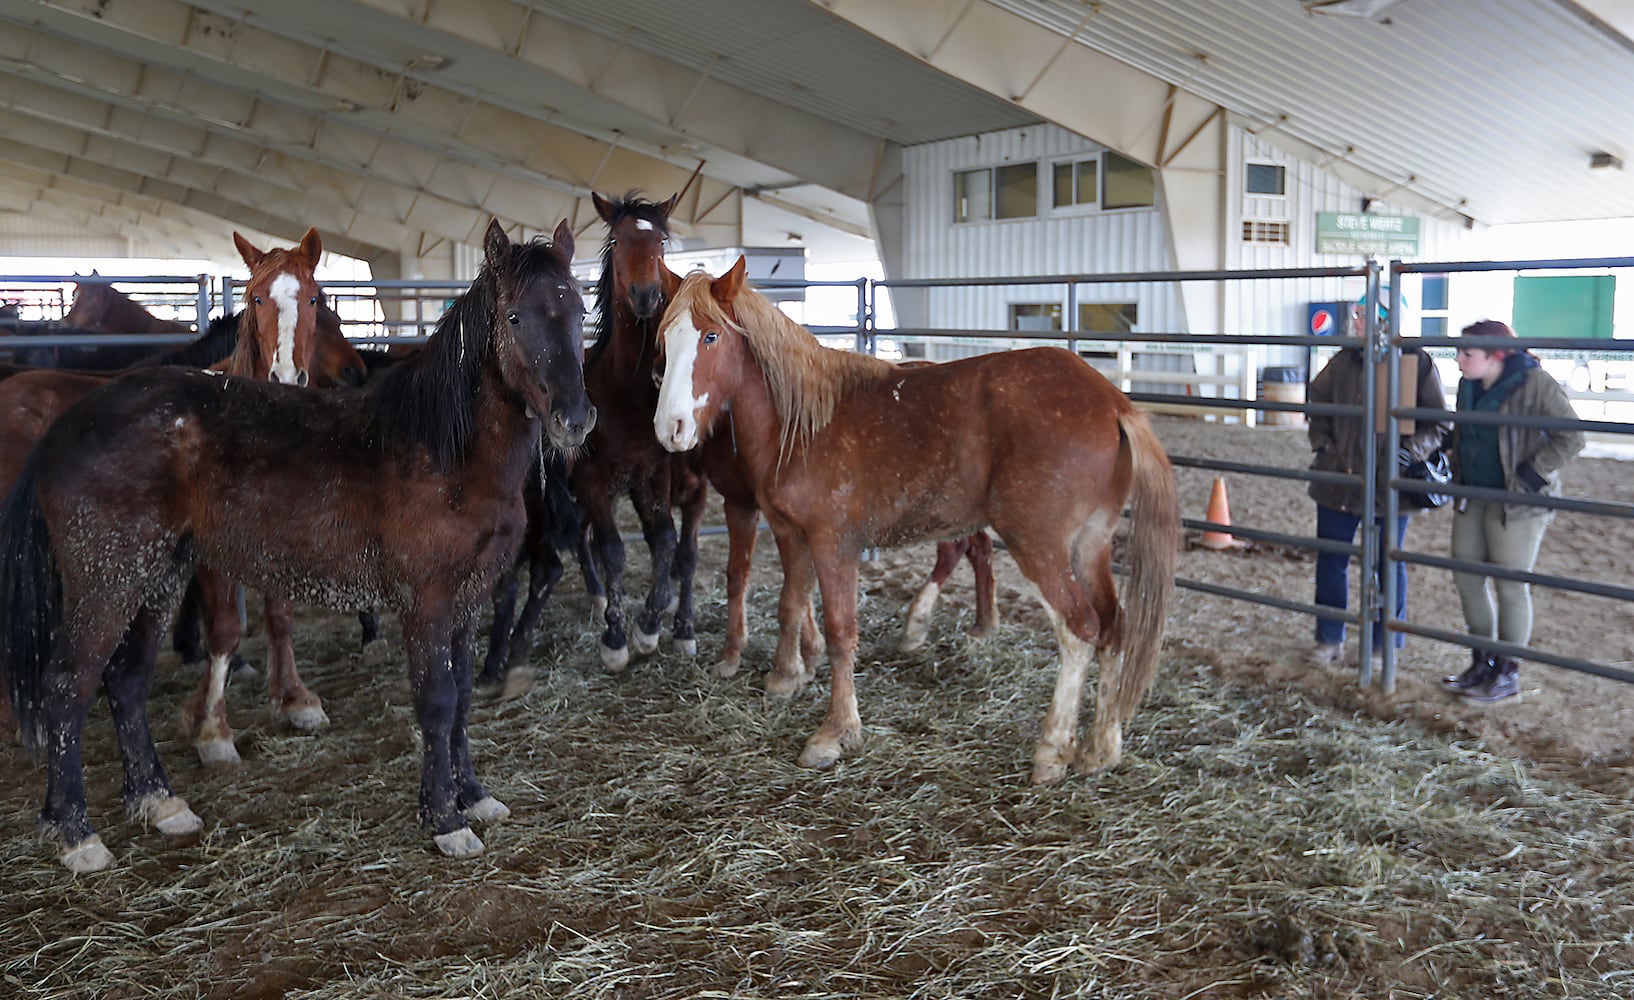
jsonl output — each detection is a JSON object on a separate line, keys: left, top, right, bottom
{"left": 1440, "top": 320, "right": 1585, "bottom": 703}
{"left": 1307, "top": 301, "right": 1451, "bottom": 665}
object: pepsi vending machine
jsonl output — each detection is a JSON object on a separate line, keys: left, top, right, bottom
{"left": 1307, "top": 301, "right": 1348, "bottom": 338}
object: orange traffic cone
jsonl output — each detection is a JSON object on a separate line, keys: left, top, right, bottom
{"left": 1198, "top": 476, "right": 1244, "bottom": 550}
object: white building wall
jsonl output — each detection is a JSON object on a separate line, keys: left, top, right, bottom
{"left": 898, "top": 124, "right": 1182, "bottom": 359}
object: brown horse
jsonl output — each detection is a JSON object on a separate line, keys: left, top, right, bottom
{"left": 571, "top": 192, "right": 708, "bottom": 672}
{"left": 0, "top": 219, "right": 593, "bottom": 873}
{"left": 62, "top": 276, "right": 194, "bottom": 333}
{"left": 652, "top": 260, "right": 1178, "bottom": 783}
{"left": 0, "top": 231, "right": 364, "bottom": 756}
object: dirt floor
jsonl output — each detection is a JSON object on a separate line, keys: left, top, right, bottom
{"left": 0, "top": 414, "right": 1630, "bottom": 998}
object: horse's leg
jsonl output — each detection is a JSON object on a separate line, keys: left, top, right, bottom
{"left": 629, "top": 478, "right": 677, "bottom": 657}
{"left": 500, "top": 544, "right": 564, "bottom": 698}
{"left": 450, "top": 617, "right": 509, "bottom": 825}
{"left": 171, "top": 576, "right": 205, "bottom": 665}
{"left": 1009, "top": 537, "right": 1119, "bottom": 785}
{"left": 579, "top": 482, "right": 632, "bottom": 672}
{"left": 669, "top": 477, "right": 707, "bottom": 658}
{"left": 901, "top": 539, "right": 967, "bottom": 653}
{"left": 716, "top": 499, "right": 760, "bottom": 677}
{"left": 264, "top": 594, "right": 327, "bottom": 730}
{"left": 576, "top": 521, "right": 607, "bottom": 621}
{"left": 177, "top": 565, "right": 242, "bottom": 765}
{"left": 765, "top": 530, "right": 823, "bottom": 696}
{"left": 107, "top": 607, "right": 203, "bottom": 839}
{"left": 796, "top": 543, "right": 863, "bottom": 769}
{"left": 358, "top": 609, "right": 381, "bottom": 648}
{"left": 477, "top": 554, "right": 523, "bottom": 696}
{"left": 401, "top": 611, "right": 484, "bottom": 858}
{"left": 967, "top": 531, "right": 998, "bottom": 638}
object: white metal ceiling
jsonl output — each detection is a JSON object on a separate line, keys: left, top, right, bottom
{"left": 1, "top": 0, "right": 1632, "bottom": 266}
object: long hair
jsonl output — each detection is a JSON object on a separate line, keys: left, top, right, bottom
{"left": 365, "top": 236, "right": 566, "bottom": 471}
{"left": 669, "top": 271, "right": 893, "bottom": 461}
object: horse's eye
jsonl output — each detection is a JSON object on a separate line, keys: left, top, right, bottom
{"left": 253, "top": 296, "right": 263, "bottom": 305}
{"left": 703, "top": 331, "right": 719, "bottom": 345}
{"left": 507, "top": 311, "right": 520, "bottom": 325}
{"left": 309, "top": 296, "right": 318, "bottom": 306}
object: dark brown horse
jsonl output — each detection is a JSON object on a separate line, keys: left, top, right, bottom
{"left": 571, "top": 192, "right": 708, "bottom": 672}
{"left": 0, "top": 219, "right": 593, "bottom": 873}
{"left": 653, "top": 260, "right": 1177, "bottom": 782}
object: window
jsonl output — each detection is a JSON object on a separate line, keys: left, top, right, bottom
{"left": 1010, "top": 303, "right": 1062, "bottom": 331}
{"left": 1052, "top": 159, "right": 1099, "bottom": 208}
{"left": 1419, "top": 273, "right": 1449, "bottom": 337}
{"left": 955, "top": 163, "right": 1038, "bottom": 222}
{"left": 1246, "top": 163, "right": 1286, "bottom": 196}
{"left": 1241, "top": 220, "right": 1291, "bottom": 245}
{"left": 1079, "top": 303, "right": 1138, "bottom": 333}
{"left": 1102, "top": 151, "right": 1156, "bottom": 209}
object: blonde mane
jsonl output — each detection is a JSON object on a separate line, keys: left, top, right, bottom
{"left": 672, "top": 271, "right": 894, "bottom": 458}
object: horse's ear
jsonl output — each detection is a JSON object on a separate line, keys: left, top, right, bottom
{"left": 483, "top": 219, "right": 511, "bottom": 269}
{"left": 660, "top": 265, "right": 682, "bottom": 301}
{"left": 551, "top": 218, "right": 575, "bottom": 261}
{"left": 233, "top": 232, "right": 265, "bottom": 270}
{"left": 657, "top": 192, "right": 680, "bottom": 220}
{"left": 592, "top": 192, "right": 614, "bottom": 223}
{"left": 711, "top": 256, "right": 748, "bottom": 304}
{"left": 298, "top": 227, "right": 322, "bottom": 265}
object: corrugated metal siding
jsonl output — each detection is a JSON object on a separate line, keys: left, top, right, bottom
{"left": 900, "top": 123, "right": 1184, "bottom": 358}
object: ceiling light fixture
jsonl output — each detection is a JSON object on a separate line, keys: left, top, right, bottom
{"left": 1301, "top": 0, "right": 1409, "bottom": 20}
{"left": 1589, "top": 151, "right": 1624, "bottom": 170}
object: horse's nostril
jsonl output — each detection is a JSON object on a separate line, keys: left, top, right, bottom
{"left": 296, "top": 370, "right": 309, "bottom": 387}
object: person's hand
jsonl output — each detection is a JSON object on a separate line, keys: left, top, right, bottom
{"left": 1517, "top": 462, "right": 1547, "bottom": 491}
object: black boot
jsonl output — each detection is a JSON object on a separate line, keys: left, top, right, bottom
{"left": 1442, "top": 649, "right": 1497, "bottom": 692}
{"left": 1463, "top": 657, "right": 1521, "bottom": 703}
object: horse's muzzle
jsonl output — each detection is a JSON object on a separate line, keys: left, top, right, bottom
{"left": 547, "top": 403, "right": 596, "bottom": 449}
{"left": 629, "top": 285, "right": 663, "bottom": 321}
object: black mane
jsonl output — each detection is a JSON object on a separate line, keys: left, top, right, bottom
{"left": 366, "top": 236, "right": 568, "bottom": 470}
{"left": 585, "top": 192, "right": 672, "bottom": 373}
{"left": 133, "top": 313, "right": 242, "bottom": 370}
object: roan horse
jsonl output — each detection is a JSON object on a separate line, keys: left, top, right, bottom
{"left": 572, "top": 192, "right": 708, "bottom": 671}
{"left": 653, "top": 260, "right": 1178, "bottom": 782}
{"left": 0, "top": 219, "right": 593, "bottom": 872}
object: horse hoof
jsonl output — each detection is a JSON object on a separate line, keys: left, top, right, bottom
{"left": 674, "top": 638, "right": 697, "bottom": 658}
{"left": 600, "top": 643, "right": 629, "bottom": 674}
{"left": 1030, "top": 760, "right": 1070, "bottom": 786}
{"left": 796, "top": 740, "right": 842, "bottom": 770}
{"left": 764, "top": 670, "right": 805, "bottom": 700}
{"left": 465, "top": 796, "right": 510, "bottom": 825}
{"left": 195, "top": 739, "right": 241, "bottom": 766}
{"left": 60, "top": 836, "right": 114, "bottom": 874}
{"left": 898, "top": 633, "right": 926, "bottom": 654}
{"left": 135, "top": 794, "right": 205, "bottom": 836}
{"left": 632, "top": 628, "right": 660, "bottom": 655}
{"left": 283, "top": 704, "right": 330, "bottom": 731}
{"left": 499, "top": 668, "right": 534, "bottom": 701}
{"left": 434, "top": 827, "right": 485, "bottom": 859}
{"left": 473, "top": 679, "right": 503, "bottom": 702}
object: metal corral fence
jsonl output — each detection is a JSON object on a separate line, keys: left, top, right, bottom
{"left": 3, "top": 258, "right": 1631, "bottom": 695}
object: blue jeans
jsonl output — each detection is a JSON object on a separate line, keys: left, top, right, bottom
{"left": 1314, "top": 505, "right": 1410, "bottom": 648}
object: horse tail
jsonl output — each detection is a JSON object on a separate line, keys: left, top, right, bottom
{"left": 0, "top": 457, "right": 61, "bottom": 754}
{"left": 1107, "top": 407, "right": 1179, "bottom": 722}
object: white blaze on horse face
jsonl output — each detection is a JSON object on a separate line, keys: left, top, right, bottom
{"left": 654, "top": 312, "right": 710, "bottom": 452}
{"left": 634, "top": 219, "right": 654, "bottom": 231}
{"left": 268, "top": 272, "right": 301, "bottom": 385}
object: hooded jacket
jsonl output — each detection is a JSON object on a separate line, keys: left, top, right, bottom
{"left": 1452, "top": 351, "right": 1585, "bottom": 521}
{"left": 1306, "top": 346, "right": 1452, "bottom": 515}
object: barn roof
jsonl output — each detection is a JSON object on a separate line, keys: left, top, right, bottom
{"left": 0, "top": 0, "right": 1630, "bottom": 264}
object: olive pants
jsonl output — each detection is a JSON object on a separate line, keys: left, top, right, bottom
{"left": 1450, "top": 499, "right": 1550, "bottom": 646}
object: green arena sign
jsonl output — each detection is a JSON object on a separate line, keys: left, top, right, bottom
{"left": 1315, "top": 212, "right": 1420, "bottom": 256}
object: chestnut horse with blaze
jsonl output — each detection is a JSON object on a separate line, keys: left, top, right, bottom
{"left": 653, "top": 260, "right": 1178, "bottom": 783}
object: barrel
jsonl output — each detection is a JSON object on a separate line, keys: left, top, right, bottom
{"left": 1258, "top": 365, "right": 1306, "bottom": 427}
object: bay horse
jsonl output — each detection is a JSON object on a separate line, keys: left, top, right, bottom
{"left": 0, "top": 219, "right": 593, "bottom": 872}
{"left": 652, "top": 260, "right": 1177, "bottom": 782}
{"left": 571, "top": 192, "right": 708, "bottom": 672}
{"left": 30, "top": 277, "right": 200, "bottom": 370}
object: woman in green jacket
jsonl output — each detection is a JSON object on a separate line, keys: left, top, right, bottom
{"left": 1442, "top": 320, "right": 1585, "bottom": 703}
